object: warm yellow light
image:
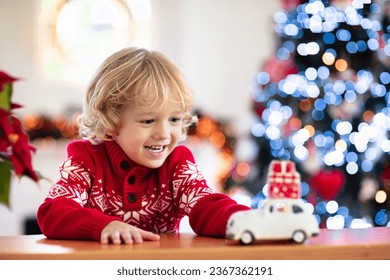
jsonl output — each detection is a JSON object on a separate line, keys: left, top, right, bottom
{"left": 363, "top": 110, "right": 374, "bottom": 123}
{"left": 289, "top": 118, "right": 302, "bottom": 130}
{"left": 335, "top": 139, "right": 347, "bottom": 151}
{"left": 322, "top": 52, "right": 335, "bottom": 65}
{"left": 375, "top": 190, "right": 387, "bottom": 203}
{"left": 335, "top": 59, "right": 348, "bottom": 71}
{"left": 304, "top": 125, "right": 315, "bottom": 137}
{"left": 236, "top": 162, "right": 250, "bottom": 177}
{"left": 210, "top": 131, "right": 226, "bottom": 148}
{"left": 197, "top": 118, "right": 215, "bottom": 136}
{"left": 299, "top": 99, "right": 312, "bottom": 112}
{"left": 23, "top": 112, "right": 43, "bottom": 130}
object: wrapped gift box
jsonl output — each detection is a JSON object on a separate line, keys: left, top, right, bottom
{"left": 267, "top": 160, "right": 301, "bottom": 199}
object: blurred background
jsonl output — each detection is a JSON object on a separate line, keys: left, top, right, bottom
{"left": 0, "top": 0, "right": 278, "bottom": 235}
{"left": 1, "top": 0, "right": 390, "bottom": 235}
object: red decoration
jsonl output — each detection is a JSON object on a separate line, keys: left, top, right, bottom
{"left": 267, "top": 160, "right": 301, "bottom": 199}
{"left": 253, "top": 102, "right": 265, "bottom": 118}
{"left": 282, "top": 0, "right": 301, "bottom": 11}
{"left": 263, "top": 56, "right": 299, "bottom": 83}
{"left": 380, "top": 163, "right": 390, "bottom": 192}
{"left": 380, "top": 163, "right": 390, "bottom": 182}
{"left": 309, "top": 169, "right": 345, "bottom": 201}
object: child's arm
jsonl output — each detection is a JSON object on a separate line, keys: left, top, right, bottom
{"left": 37, "top": 196, "right": 121, "bottom": 241}
{"left": 38, "top": 195, "right": 160, "bottom": 243}
{"left": 189, "top": 193, "right": 250, "bottom": 237}
{"left": 37, "top": 141, "right": 121, "bottom": 241}
{"left": 168, "top": 146, "right": 251, "bottom": 237}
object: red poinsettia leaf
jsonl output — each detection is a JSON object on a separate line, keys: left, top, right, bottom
{"left": 0, "top": 71, "right": 19, "bottom": 91}
{"left": 8, "top": 153, "right": 38, "bottom": 182}
{"left": 10, "top": 103, "right": 23, "bottom": 110}
{"left": 0, "top": 109, "right": 13, "bottom": 137}
{"left": 8, "top": 153, "right": 24, "bottom": 175}
{"left": 8, "top": 117, "right": 38, "bottom": 182}
{"left": 0, "top": 70, "right": 41, "bottom": 208}
{"left": 0, "top": 138, "right": 8, "bottom": 153}
{"left": 0, "top": 110, "right": 38, "bottom": 182}
{"left": 0, "top": 109, "right": 11, "bottom": 153}
{"left": 28, "top": 143, "right": 36, "bottom": 153}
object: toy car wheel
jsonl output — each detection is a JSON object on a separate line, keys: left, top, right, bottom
{"left": 292, "top": 230, "right": 307, "bottom": 244}
{"left": 240, "top": 231, "right": 254, "bottom": 245}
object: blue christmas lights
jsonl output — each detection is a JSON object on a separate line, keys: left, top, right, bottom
{"left": 250, "top": 0, "right": 390, "bottom": 228}
{"left": 253, "top": 1, "right": 390, "bottom": 173}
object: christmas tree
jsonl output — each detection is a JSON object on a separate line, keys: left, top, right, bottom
{"left": 233, "top": 0, "right": 390, "bottom": 228}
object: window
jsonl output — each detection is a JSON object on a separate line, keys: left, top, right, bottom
{"left": 38, "top": 0, "right": 150, "bottom": 84}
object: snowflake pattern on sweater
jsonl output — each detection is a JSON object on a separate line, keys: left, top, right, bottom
{"left": 37, "top": 140, "right": 250, "bottom": 241}
{"left": 45, "top": 142, "right": 213, "bottom": 234}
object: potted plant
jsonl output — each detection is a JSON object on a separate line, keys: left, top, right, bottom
{"left": 0, "top": 70, "right": 39, "bottom": 206}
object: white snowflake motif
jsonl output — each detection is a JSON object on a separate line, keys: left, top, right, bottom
{"left": 181, "top": 161, "right": 205, "bottom": 183}
{"left": 89, "top": 189, "right": 111, "bottom": 212}
{"left": 105, "top": 191, "right": 124, "bottom": 215}
{"left": 46, "top": 184, "right": 88, "bottom": 207}
{"left": 59, "top": 158, "right": 90, "bottom": 185}
{"left": 123, "top": 203, "right": 152, "bottom": 225}
{"left": 60, "top": 159, "right": 80, "bottom": 181}
{"left": 123, "top": 211, "right": 140, "bottom": 224}
{"left": 154, "top": 196, "right": 170, "bottom": 213}
{"left": 47, "top": 184, "right": 71, "bottom": 199}
{"left": 179, "top": 189, "right": 211, "bottom": 215}
{"left": 71, "top": 187, "right": 88, "bottom": 205}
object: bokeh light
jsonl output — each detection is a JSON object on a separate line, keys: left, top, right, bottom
{"left": 249, "top": 0, "right": 390, "bottom": 229}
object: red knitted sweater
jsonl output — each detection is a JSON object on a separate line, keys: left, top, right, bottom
{"left": 37, "top": 140, "right": 250, "bottom": 241}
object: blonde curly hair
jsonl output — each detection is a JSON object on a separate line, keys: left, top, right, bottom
{"left": 78, "top": 47, "right": 197, "bottom": 144}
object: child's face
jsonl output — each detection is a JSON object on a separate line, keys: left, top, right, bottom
{"left": 114, "top": 101, "right": 184, "bottom": 169}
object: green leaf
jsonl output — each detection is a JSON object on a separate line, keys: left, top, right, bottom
{"left": 0, "top": 83, "right": 12, "bottom": 111}
{"left": 0, "top": 161, "right": 12, "bottom": 207}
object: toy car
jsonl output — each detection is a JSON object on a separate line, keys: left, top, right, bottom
{"left": 226, "top": 198, "right": 319, "bottom": 245}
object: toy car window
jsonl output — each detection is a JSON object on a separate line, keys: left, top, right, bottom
{"left": 258, "top": 200, "right": 267, "bottom": 209}
{"left": 292, "top": 205, "right": 303, "bottom": 213}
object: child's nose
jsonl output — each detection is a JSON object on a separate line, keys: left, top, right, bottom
{"left": 153, "top": 122, "right": 170, "bottom": 139}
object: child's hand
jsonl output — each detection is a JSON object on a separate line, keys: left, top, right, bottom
{"left": 100, "top": 220, "right": 160, "bottom": 244}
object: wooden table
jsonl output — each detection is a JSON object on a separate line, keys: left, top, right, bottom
{"left": 1, "top": 227, "right": 390, "bottom": 260}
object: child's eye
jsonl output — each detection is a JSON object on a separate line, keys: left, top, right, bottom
{"left": 170, "top": 117, "right": 182, "bottom": 123}
{"left": 141, "top": 119, "right": 154, "bottom": 125}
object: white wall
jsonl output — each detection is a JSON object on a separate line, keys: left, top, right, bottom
{"left": 0, "top": 0, "right": 85, "bottom": 115}
{"left": 0, "top": 0, "right": 280, "bottom": 235}
{"left": 151, "top": 0, "right": 279, "bottom": 135}
{"left": 1, "top": 0, "right": 279, "bottom": 132}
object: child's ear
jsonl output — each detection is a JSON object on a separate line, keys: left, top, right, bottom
{"left": 105, "top": 132, "right": 114, "bottom": 139}
{"left": 106, "top": 125, "right": 120, "bottom": 138}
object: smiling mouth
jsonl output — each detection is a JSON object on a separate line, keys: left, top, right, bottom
{"left": 144, "top": 145, "right": 166, "bottom": 153}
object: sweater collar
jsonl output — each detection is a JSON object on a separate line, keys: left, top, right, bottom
{"left": 104, "top": 140, "right": 149, "bottom": 175}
